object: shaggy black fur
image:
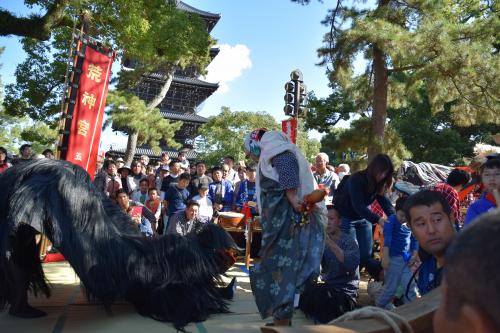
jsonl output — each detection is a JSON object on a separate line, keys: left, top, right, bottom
{"left": 0, "top": 159, "right": 238, "bottom": 330}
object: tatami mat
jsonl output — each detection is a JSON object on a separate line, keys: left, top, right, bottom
{"left": 0, "top": 262, "right": 314, "bottom": 332}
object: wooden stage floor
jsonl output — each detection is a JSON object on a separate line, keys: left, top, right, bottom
{"left": 0, "top": 261, "right": 318, "bottom": 333}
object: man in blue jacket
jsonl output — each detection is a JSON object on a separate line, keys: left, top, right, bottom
{"left": 404, "top": 190, "right": 456, "bottom": 295}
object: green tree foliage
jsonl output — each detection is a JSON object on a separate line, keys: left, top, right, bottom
{"left": 197, "top": 107, "right": 280, "bottom": 167}
{"left": 388, "top": 92, "right": 500, "bottom": 165}
{"left": 0, "top": 47, "right": 57, "bottom": 154}
{"left": 320, "top": 117, "right": 411, "bottom": 171}
{"left": 295, "top": 0, "right": 500, "bottom": 159}
{"left": 303, "top": 87, "right": 353, "bottom": 133}
{"left": 1, "top": 1, "right": 214, "bottom": 164}
{"left": 105, "top": 90, "right": 182, "bottom": 154}
{"left": 296, "top": 119, "right": 321, "bottom": 162}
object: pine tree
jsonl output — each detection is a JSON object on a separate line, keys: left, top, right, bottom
{"left": 295, "top": 0, "right": 499, "bottom": 160}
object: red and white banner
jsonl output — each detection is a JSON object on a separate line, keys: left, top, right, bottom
{"left": 66, "top": 43, "right": 114, "bottom": 179}
{"left": 281, "top": 118, "right": 297, "bottom": 144}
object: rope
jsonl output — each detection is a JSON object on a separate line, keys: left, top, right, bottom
{"left": 329, "top": 306, "right": 414, "bottom": 333}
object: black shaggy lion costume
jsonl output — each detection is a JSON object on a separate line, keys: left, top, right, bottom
{"left": 0, "top": 159, "right": 238, "bottom": 330}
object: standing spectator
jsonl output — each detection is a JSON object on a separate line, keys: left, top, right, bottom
{"left": 129, "top": 160, "right": 145, "bottom": 193}
{"left": 42, "top": 149, "right": 55, "bottom": 159}
{"left": 178, "top": 151, "right": 190, "bottom": 171}
{"left": 94, "top": 160, "right": 122, "bottom": 199}
{"left": 376, "top": 197, "right": 418, "bottom": 309}
{"left": 299, "top": 206, "right": 359, "bottom": 323}
{"left": 166, "top": 200, "right": 205, "bottom": 236}
{"left": 12, "top": 143, "right": 33, "bottom": 165}
{"left": 188, "top": 161, "right": 213, "bottom": 199}
{"left": 232, "top": 166, "right": 248, "bottom": 207}
{"left": 145, "top": 187, "right": 162, "bottom": 232}
{"left": 209, "top": 166, "right": 234, "bottom": 213}
{"left": 163, "top": 172, "right": 191, "bottom": 222}
{"left": 404, "top": 190, "right": 456, "bottom": 296}
{"left": 130, "top": 178, "right": 150, "bottom": 204}
{"left": 0, "top": 147, "right": 12, "bottom": 174}
{"left": 314, "top": 152, "right": 340, "bottom": 193}
{"left": 464, "top": 158, "right": 500, "bottom": 226}
{"left": 223, "top": 156, "right": 239, "bottom": 185}
{"left": 160, "top": 159, "right": 182, "bottom": 200}
{"left": 139, "top": 155, "right": 150, "bottom": 174}
{"left": 156, "top": 152, "right": 170, "bottom": 174}
{"left": 334, "top": 154, "right": 395, "bottom": 268}
{"left": 115, "top": 157, "right": 125, "bottom": 170}
{"left": 156, "top": 165, "right": 169, "bottom": 192}
{"left": 116, "top": 189, "right": 154, "bottom": 237}
{"left": 429, "top": 168, "right": 470, "bottom": 227}
{"left": 145, "top": 165, "right": 156, "bottom": 189}
{"left": 337, "top": 163, "right": 350, "bottom": 180}
{"left": 192, "top": 184, "right": 213, "bottom": 223}
{"left": 244, "top": 129, "right": 326, "bottom": 326}
{"left": 118, "top": 164, "right": 132, "bottom": 194}
{"left": 235, "top": 166, "right": 258, "bottom": 215}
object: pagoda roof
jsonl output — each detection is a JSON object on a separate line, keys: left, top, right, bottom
{"left": 108, "top": 147, "right": 197, "bottom": 160}
{"left": 210, "top": 47, "right": 220, "bottom": 59}
{"left": 160, "top": 110, "right": 208, "bottom": 123}
{"left": 177, "top": 1, "right": 221, "bottom": 21}
{"left": 173, "top": 76, "right": 219, "bottom": 89}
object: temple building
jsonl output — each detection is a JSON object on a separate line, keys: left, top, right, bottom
{"left": 109, "top": 1, "right": 220, "bottom": 161}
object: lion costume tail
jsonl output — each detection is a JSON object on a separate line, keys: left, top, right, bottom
{"left": 0, "top": 159, "right": 237, "bottom": 330}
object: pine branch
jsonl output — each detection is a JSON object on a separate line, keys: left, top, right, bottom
{"left": 0, "top": 0, "right": 73, "bottom": 40}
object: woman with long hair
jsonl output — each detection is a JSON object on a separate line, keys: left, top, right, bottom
{"left": 334, "top": 154, "right": 395, "bottom": 268}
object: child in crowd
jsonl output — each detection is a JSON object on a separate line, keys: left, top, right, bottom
{"left": 376, "top": 197, "right": 418, "bottom": 309}
{"left": 464, "top": 158, "right": 500, "bottom": 226}
{"left": 192, "top": 183, "right": 213, "bottom": 223}
{"left": 145, "top": 187, "right": 162, "bottom": 232}
{"left": 130, "top": 178, "right": 149, "bottom": 204}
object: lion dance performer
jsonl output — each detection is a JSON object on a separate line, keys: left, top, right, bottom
{"left": 0, "top": 159, "right": 238, "bottom": 330}
{"left": 244, "top": 129, "right": 327, "bottom": 326}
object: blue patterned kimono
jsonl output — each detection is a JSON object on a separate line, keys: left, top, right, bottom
{"left": 250, "top": 164, "right": 325, "bottom": 320}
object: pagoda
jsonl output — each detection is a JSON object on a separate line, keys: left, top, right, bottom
{"left": 110, "top": 1, "right": 220, "bottom": 161}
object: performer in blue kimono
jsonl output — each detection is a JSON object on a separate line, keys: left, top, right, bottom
{"left": 244, "top": 129, "right": 326, "bottom": 326}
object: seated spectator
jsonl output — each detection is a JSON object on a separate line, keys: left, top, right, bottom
{"left": 145, "top": 187, "right": 162, "bottom": 232}
{"left": 235, "top": 165, "right": 258, "bottom": 215}
{"left": 130, "top": 178, "right": 149, "bottom": 204}
{"left": 298, "top": 206, "right": 359, "bottom": 323}
{"left": 403, "top": 190, "right": 456, "bottom": 296}
{"left": 192, "top": 183, "right": 213, "bottom": 223}
{"left": 94, "top": 160, "right": 122, "bottom": 200}
{"left": 433, "top": 210, "right": 500, "bottom": 333}
{"left": 0, "top": 146, "right": 12, "bottom": 174}
{"left": 464, "top": 158, "right": 499, "bottom": 226}
{"left": 166, "top": 200, "right": 206, "bottom": 236}
{"left": 209, "top": 166, "right": 234, "bottom": 213}
{"left": 42, "top": 149, "right": 55, "bottom": 159}
{"left": 163, "top": 172, "right": 191, "bottom": 231}
{"left": 376, "top": 197, "right": 418, "bottom": 309}
{"left": 116, "top": 189, "right": 154, "bottom": 237}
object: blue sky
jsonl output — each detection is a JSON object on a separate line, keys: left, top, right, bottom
{"left": 0, "top": 1, "right": 363, "bottom": 150}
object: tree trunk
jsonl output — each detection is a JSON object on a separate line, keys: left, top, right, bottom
{"left": 124, "top": 131, "right": 139, "bottom": 166}
{"left": 368, "top": 45, "right": 388, "bottom": 161}
{"left": 123, "top": 68, "right": 176, "bottom": 164}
